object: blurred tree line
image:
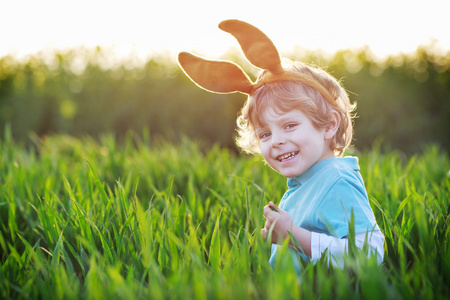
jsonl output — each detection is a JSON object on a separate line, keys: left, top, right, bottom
{"left": 0, "top": 45, "right": 449, "bottom": 154}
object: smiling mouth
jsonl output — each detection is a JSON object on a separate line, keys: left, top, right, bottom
{"left": 277, "top": 151, "right": 298, "bottom": 162}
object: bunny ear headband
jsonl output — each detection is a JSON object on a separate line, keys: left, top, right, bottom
{"left": 178, "top": 19, "right": 338, "bottom": 107}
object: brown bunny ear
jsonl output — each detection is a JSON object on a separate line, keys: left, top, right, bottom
{"left": 178, "top": 52, "right": 254, "bottom": 94}
{"left": 219, "top": 19, "right": 283, "bottom": 75}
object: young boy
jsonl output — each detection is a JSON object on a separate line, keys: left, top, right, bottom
{"left": 178, "top": 19, "right": 384, "bottom": 270}
{"left": 236, "top": 60, "right": 384, "bottom": 268}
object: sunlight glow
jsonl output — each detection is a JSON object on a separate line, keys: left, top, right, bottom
{"left": 1, "top": 0, "right": 449, "bottom": 63}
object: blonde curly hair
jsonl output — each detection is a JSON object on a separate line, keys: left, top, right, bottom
{"left": 236, "top": 60, "right": 356, "bottom": 156}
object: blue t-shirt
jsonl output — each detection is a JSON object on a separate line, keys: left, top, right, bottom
{"left": 269, "top": 156, "right": 379, "bottom": 268}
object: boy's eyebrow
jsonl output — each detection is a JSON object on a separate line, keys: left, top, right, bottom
{"left": 253, "top": 119, "right": 267, "bottom": 129}
{"left": 273, "top": 115, "right": 300, "bottom": 124}
{"left": 255, "top": 126, "right": 267, "bottom": 133}
{"left": 254, "top": 114, "right": 299, "bottom": 128}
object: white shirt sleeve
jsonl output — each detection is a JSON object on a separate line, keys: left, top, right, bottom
{"left": 310, "top": 230, "right": 384, "bottom": 267}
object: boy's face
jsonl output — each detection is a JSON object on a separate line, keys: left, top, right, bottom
{"left": 255, "top": 107, "right": 336, "bottom": 178}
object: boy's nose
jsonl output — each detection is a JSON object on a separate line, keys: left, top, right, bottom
{"left": 271, "top": 133, "right": 286, "bottom": 147}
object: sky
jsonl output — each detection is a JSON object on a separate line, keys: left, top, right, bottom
{"left": 1, "top": 0, "right": 449, "bottom": 64}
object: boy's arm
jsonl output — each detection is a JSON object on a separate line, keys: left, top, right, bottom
{"left": 310, "top": 230, "right": 384, "bottom": 265}
{"left": 261, "top": 202, "right": 312, "bottom": 257}
{"left": 262, "top": 202, "right": 385, "bottom": 264}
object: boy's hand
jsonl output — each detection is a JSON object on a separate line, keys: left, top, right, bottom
{"left": 261, "top": 201, "right": 294, "bottom": 244}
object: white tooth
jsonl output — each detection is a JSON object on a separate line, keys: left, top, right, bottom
{"left": 279, "top": 152, "right": 296, "bottom": 161}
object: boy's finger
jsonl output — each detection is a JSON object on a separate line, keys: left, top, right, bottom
{"left": 268, "top": 201, "right": 280, "bottom": 211}
{"left": 261, "top": 228, "right": 267, "bottom": 239}
{"left": 269, "top": 205, "right": 278, "bottom": 212}
{"left": 264, "top": 205, "right": 278, "bottom": 216}
{"left": 264, "top": 220, "right": 271, "bottom": 230}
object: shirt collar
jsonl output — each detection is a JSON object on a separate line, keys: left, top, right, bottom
{"left": 287, "top": 157, "right": 359, "bottom": 188}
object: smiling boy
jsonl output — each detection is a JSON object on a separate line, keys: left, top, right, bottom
{"left": 178, "top": 19, "right": 384, "bottom": 270}
{"left": 236, "top": 62, "right": 384, "bottom": 268}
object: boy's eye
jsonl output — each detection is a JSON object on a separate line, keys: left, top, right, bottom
{"left": 285, "top": 123, "right": 297, "bottom": 129}
{"left": 259, "top": 132, "right": 270, "bottom": 140}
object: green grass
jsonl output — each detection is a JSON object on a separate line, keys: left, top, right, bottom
{"left": 0, "top": 128, "right": 449, "bottom": 299}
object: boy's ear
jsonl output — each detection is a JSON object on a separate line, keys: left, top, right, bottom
{"left": 324, "top": 111, "right": 340, "bottom": 139}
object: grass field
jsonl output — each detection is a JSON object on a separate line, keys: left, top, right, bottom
{"left": 1, "top": 128, "right": 449, "bottom": 299}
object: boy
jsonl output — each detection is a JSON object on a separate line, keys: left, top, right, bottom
{"left": 178, "top": 19, "right": 384, "bottom": 269}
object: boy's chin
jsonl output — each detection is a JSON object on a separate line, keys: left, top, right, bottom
{"left": 268, "top": 161, "right": 303, "bottom": 178}
{"left": 275, "top": 168, "right": 302, "bottom": 178}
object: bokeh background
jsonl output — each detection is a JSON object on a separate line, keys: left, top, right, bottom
{"left": 1, "top": 0, "right": 449, "bottom": 154}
